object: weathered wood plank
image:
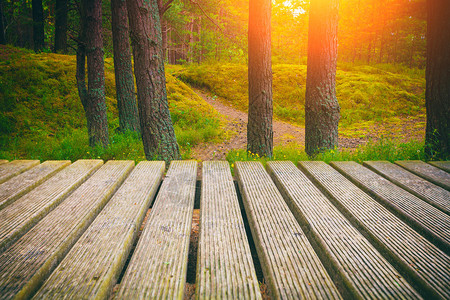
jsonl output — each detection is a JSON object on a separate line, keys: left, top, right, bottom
{"left": 429, "top": 161, "right": 450, "bottom": 173}
{"left": 0, "top": 160, "right": 133, "bottom": 300}
{"left": 331, "top": 161, "right": 450, "bottom": 253}
{"left": 117, "top": 161, "right": 197, "bottom": 299}
{"left": 395, "top": 160, "right": 450, "bottom": 190}
{"left": 364, "top": 161, "right": 450, "bottom": 214}
{"left": 300, "top": 161, "right": 450, "bottom": 299}
{"left": 0, "top": 160, "right": 103, "bottom": 252}
{"left": 268, "top": 161, "right": 421, "bottom": 299}
{"left": 0, "top": 161, "right": 70, "bottom": 210}
{"left": 235, "top": 161, "right": 341, "bottom": 299}
{"left": 196, "top": 161, "right": 261, "bottom": 299}
{"left": 34, "top": 161, "right": 164, "bottom": 299}
{"left": 0, "top": 160, "right": 40, "bottom": 184}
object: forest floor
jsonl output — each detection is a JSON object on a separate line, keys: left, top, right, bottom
{"left": 190, "top": 88, "right": 425, "bottom": 162}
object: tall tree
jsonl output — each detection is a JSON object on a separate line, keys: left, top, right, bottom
{"left": 425, "top": 0, "right": 450, "bottom": 158}
{"left": 54, "top": 0, "right": 68, "bottom": 53}
{"left": 76, "top": 0, "right": 109, "bottom": 148}
{"left": 111, "top": 0, "right": 140, "bottom": 133}
{"left": 0, "top": 0, "right": 5, "bottom": 45}
{"left": 126, "top": 0, "right": 181, "bottom": 161}
{"left": 32, "top": 0, "right": 44, "bottom": 51}
{"left": 305, "top": 0, "right": 340, "bottom": 156}
{"left": 247, "top": 0, "right": 273, "bottom": 157}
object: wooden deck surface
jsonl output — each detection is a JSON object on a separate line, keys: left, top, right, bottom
{"left": 0, "top": 159, "right": 448, "bottom": 299}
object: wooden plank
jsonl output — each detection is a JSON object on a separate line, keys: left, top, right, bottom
{"left": 331, "top": 161, "right": 450, "bottom": 254}
{"left": 0, "top": 160, "right": 40, "bottom": 184}
{"left": 34, "top": 161, "right": 163, "bottom": 299}
{"left": 364, "top": 161, "right": 450, "bottom": 214}
{"left": 235, "top": 161, "right": 341, "bottom": 299}
{"left": 196, "top": 161, "right": 261, "bottom": 299}
{"left": 0, "top": 160, "right": 133, "bottom": 300}
{"left": 268, "top": 161, "right": 421, "bottom": 299}
{"left": 299, "top": 161, "right": 450, "bottom": 299}
{"left": 117, "top": 161, "right": 197, "bottom": 299}
{"left": 0, "top": 160, "right": 71, "bottom": 210}
{"left": 395, "top": 160, "right": 450, "bottom": 190}
{"left": 429, "top": 161, "right": 450, "bottom": 173}
{"left": 0, "top": 160, "right": 103, "bottom": 253}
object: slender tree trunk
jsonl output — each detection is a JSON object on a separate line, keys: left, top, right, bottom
{"left": 54, "top": 0, "right": 68, "bottom": 53}
{"left": 425, "top": 0, "right": 450, "bottom": 158}
{"left": 111, "top": 0, "right": 140, "bottom": 133}
{"left": 76, "top": 0, "right": 109, "bottom": 148}
{"left": 247, "top": 0, "right": 273, "bottom": 157}
{"left": 0, "top": 0, "right": 5, "bottom": 44}
{"left": 305, "top": 0, "right": 340, "bottom": 156}
{"left": 32, "top": 0, "right": 44, "bottom": 51}
{"left": 126, "top": 0, "right": 181, "bottom": 161}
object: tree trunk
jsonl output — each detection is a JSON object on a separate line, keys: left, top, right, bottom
{"left": 32, "top": 0, "right": 44, "bottom": 51}
{"left": 0, "top": 0, "right": 5, "bottom": 45}
{"left": 425, "top": 0, "right": 450, "bottom": 159}
{"left": 126, "top": 0, "right": 181, "bottom": 161}
{"left": 54, "top": 0, "right": 68, "bottom": 53}
{"left": 305, "top": 0, "right": 340, "bottom": 156}
{"left": 77, "top": 0, "right": 109, "bottom": 148}
{"left": 111, "top": 0, "right": 140, "bottom": 133}
{"left": 247, "top": 0, "right": 273, "bottom": 157}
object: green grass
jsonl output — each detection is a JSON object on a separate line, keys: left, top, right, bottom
{"left": 226, "top": 137, "right": 428, "bottom": 168}
{"left": 175, "top": 62, "right": 425, "bottom": 137}
{"left": 0, "top": 45, "right": 224, "bottom": 161}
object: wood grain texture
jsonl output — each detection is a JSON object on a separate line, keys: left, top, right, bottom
{"left": 35, "top": 161, "right": 164, "bottom": 299}
{"left": 331, "top": 161, "right": 450, "bottom": 254}
{"left": 0, "top": 160, "right": 133, "bottom": 300}
{"left": 117, "top": 161, "right": 197, "bottom": 299}
{"left": 235, "top": 161, "right": 341, "bottom": 299}
{"left": 300, "top": 161, "right": 450, "bottom": 299}
{"left": 0, "top": 161, "right": 70, "bottom": 210}
{"left": 0, "top": 160, "right": 103, "bottom": 253}
{"left": 395, "top": 160, "right": 450, "bottom": 190}
{"left": 196, "top": 161, "right": 261, "bottom": 299}
{"left": 0, "top": 160, "right": 40, "bottom": 184}
{"left": 429, "top": 161, "right": 450, "bottom": 173}
{"left": 364, "top": 161, "right": 450, "bottom": 214}
{"left": 268, "top": 161, "right": 421, "bottom": 299}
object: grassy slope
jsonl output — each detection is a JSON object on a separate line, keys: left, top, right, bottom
{"left": 0, "top": 46, "right": 223, "bottom": 161}
{"left": 175, "top": 63, "right": 426, "bottom": 138}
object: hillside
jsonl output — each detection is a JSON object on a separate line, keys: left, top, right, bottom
{"left": 0, "top": 46, "right": 223, "bottom": 161}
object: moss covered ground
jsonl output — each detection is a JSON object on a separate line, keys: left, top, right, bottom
{"left": 175, "top": 62, "right": 425, "bottom": 139}
{"left": 0, "top": 46, "right": 223, "bottom": 161}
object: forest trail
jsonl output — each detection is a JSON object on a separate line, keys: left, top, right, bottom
{"left": 191, "top": 89, "right": 306, "bottom": 161}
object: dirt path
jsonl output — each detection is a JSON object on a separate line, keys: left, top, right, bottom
{"left": 190, "top": 89, "right": 425, "bottom": 162}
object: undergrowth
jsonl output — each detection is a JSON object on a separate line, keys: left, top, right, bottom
{"left": 175, "top": 62, "right": 425, "bottom": 138}
{"left": 226, "top": 137, "right": 427, "bottom": 167}
{"left": 0, "top": 45, "right": 224, "bottom": 161}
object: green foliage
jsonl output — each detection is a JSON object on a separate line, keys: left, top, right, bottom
{"left": 0, "top": 46, "right": 224, "bottom": 161}
{"left": 176, "top": 62, "right": 425, "bottom": 135}
{"left": 226, "top": 137, "right": 426, "bottom": 167}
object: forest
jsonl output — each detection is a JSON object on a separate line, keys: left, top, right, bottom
{"left": 0, "top": 0, "right": 448, "bottom": 162}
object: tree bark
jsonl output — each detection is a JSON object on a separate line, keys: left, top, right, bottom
{"left": 32, "top": 0, "right": 44, "bottom": 51}
{"left": 305, "top": 0, "right": 340, "bottom": 156}
{"left": 425, "top": 0, "right": 450, "bottom": 159}
{"left": 247, "top": 0, "right": 273, "bottom": 157}
{"left": 0, "top": 0, "right": 5, "bottom": 44}
{"left": 111, "top": 0, "right": 140, "bottom": 133}
{"left": 126, "top": 0, "right": 181, "bottom": 161}
{"left": 76, "top": 0, "right": 109, "bottom": 148}
{"left": 54, "top": 0, "right": 68, "bottom": 53}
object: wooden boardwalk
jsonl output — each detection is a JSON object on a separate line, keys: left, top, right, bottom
{"left": 0, "top": 159, "right": 448, "bottom": 299}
